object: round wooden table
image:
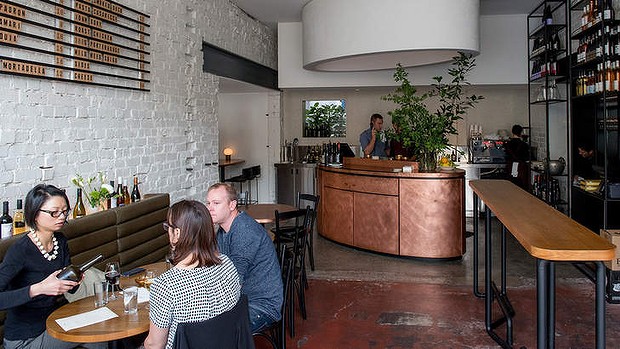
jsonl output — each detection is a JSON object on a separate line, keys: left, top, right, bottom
{"left": 241, "top": 203, "right": 297, "bottom": 224}
{"left": 46, "top": 262, "right": 167, "bottom": 343}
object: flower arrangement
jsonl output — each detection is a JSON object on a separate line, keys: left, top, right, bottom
{"left": 71, "top": 172, "right": 115, "bottom": 209}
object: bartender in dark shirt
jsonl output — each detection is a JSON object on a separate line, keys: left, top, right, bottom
{"left": 504, "top": 124, "right": 530, "bottom": 189}
{"left": 573, "top": 143, "right": 598, "bottom": 180}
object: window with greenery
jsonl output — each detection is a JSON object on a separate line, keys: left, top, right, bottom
{"left": 302, "top": 99, "right": 346, "bottom": 137}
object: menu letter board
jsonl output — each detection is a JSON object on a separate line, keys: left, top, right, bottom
{"left": 0, "top": 0, "right": 150, "bottom": 91}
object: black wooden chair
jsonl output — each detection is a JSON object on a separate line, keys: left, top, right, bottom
{"left": 271, "top": 193, "right": 320, "bottom": 271}
{"left": 253, "top": 247, "right": 293, "bottom": 349}
{"left": 273, "top": 207, "right": 312, "bottom": 337}
{"left": 172, "top": 294, "right": 255, "bottom": 349}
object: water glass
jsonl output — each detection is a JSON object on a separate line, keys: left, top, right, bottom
{"left": 123, "top": 286, "right": 138, "bottom": 314}
{"left": 93, "top": 281, "right": 108, "bottom": 307}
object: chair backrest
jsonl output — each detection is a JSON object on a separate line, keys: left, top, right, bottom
{"left": 273, "top": 208, "right": 309, "bottom": 255}
{"left": 297, "top": 193, "right": 320, "bottom": 233}
{"left": 242, "top": 167, "right": 253, "bottom": 179}
{"left": 173, "top": 295, "right": 255, "bottom": 349}
{"left": 251, "top": 165, "right": 261, "bottom": 178}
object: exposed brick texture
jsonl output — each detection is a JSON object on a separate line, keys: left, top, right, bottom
{"left": 0, "top": 0, "right": 277, "bottom": 209}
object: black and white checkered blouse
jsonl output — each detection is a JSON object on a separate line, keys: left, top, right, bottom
{"left": 148, "top": 254, "right": 241, "bottom": 349}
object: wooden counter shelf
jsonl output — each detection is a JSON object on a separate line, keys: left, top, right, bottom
{"left": 317, "top": 158, "right": 466, "bottom": 259}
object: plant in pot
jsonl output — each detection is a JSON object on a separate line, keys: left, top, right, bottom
{"left": 383, "top": 52, "right": 483, "bottom": 172}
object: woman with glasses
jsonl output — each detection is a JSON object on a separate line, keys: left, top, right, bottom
{"left": 143, "top": 200, "right": 241, "bottom": 349}
{"left": 0, "top": 184, "right": 105, "bottom": 349}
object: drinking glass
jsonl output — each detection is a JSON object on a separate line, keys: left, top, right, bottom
{"left": 105, "top": 262, "right": 121, "bottom": 300}
{"left": 144, "top": 270, "right": 156, "bottom": 310}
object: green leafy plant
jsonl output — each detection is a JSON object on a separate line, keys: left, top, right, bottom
{"left": 71, "top": 172, "right": 115, "bottom": 208}
{"left": 383, "top": 52, "right": 483, "bottom": 171}
{"left": 304, "top": 102, "right": 346, "bottom": 137}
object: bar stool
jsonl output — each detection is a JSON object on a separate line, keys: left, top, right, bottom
{"left": 226, "top": 167, "right": 253, "bottom": 205}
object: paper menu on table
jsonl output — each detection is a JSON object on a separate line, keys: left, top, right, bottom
{"left": 55, "top": 307, "right": 118, "bottom": 331}
{"left": 137, "top": 287, "right": 150, "bottom": 303}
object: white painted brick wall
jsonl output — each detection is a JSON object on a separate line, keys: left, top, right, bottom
{"left": 0, "top": 0, "right": 277, "bottom": 212}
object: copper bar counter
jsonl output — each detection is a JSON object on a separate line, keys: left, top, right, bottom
{"left": 317, "top": 158, "right": 466, "bottom": 259}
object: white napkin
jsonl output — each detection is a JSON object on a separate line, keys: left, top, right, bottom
{"left": 511, "top": 162, "right": 519, "bottom": 177}
{"left": 55, "top": 307, "right": 118, "bottom": 331}
{"left": 137, "top": 287, "right": 150, "bottom": 303}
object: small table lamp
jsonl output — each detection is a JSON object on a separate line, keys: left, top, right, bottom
{"left": 223, "top": 147, "right": 234, "bottom": 161}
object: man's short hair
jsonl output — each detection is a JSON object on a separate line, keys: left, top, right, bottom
{"left": 512, "top": 124, "right": 523, "bottom": 136}
{"left": 370, "top": 113, "right": 383, "bottom": 124}
{"left": 207, "top": 182, "right": 238, "bottom": 206}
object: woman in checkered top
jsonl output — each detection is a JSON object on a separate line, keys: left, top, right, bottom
{"left": 143, "top": 200, "right": 241, "bottom": 349}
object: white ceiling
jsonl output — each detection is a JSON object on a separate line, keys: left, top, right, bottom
{"left": 231, "top": 0, "right": 541, "bottom": 30}
{"left": 221, "top": 0, "right": 541, "bottom": 93}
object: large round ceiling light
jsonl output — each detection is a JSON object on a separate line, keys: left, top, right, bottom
{"left": 302, "top": 0, "right": 480, "bottom": 72}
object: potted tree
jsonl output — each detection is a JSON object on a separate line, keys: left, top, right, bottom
{"left": 383, "top": 52, "right": 483, "bottom": 172}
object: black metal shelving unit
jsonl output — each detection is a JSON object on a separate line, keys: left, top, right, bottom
{"left": 568, "top": 0, "right": 620, "bottom": 303}
{"left": 527, "top": 0, "right": 571, "bottom": 213}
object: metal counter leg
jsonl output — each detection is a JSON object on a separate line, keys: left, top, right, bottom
{"left": 549, "top": 262, "right": 555, "bottom": 348}
{"left": 595, "top": 261, "right": 606, "bottom": 349}
{"left": 537, "top": 259, "right": 549, "bottom": 349}
{"left": 473, "top": 194, "right": 484, "bottom": 298}
{"left": 485, "top": 204, "right": 493, "bottom": 332}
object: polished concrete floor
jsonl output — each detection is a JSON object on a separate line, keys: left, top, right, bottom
{"left": 272, "top": 217, "right": 620, "bottom": 349}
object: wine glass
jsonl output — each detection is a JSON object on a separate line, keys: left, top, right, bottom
{"left": 143, "top": 270, "right": 156, "bottom": 310}
{"left": 105, "top": 262, "right": 121, "bottom": 300}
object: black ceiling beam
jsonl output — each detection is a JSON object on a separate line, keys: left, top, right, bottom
{"left": 202, "top": 41, "right": 278, "bottom": 91}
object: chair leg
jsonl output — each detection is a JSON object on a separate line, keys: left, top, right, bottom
{"left": 288, "top": 281, "right": 295, "bottom": 338}
{"left": 297, "top": 278, "right": 307, "bottom": 320}
{"left": 307, "top": 230, "right": 315, "bottom": 271}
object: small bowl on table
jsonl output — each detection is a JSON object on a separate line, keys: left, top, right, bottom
{"left": 439, "top": 166, "right": 455, "bottom": 171}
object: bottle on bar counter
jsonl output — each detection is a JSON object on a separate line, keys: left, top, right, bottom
{"left": 123, "top": 184, "right": 131, "bottom": 205}
{"left": 117, "top": 177, "right": 125, "bottom": 207}
{"left": 1, "top": 201, "right": 13, "bottom": 239}
{"left": 57, "top": 254, "right": 104, "bottom": 282}
{"left": 108, "top": 180, "right": 117, "bottom": 209}
{"left": 13, "top": 199, "right": 26, "bottom": 235}
{"left": 131, "top": 176, "right": 141, "bottom": 203}
{"left": 73, "top": 188, "right": 86, "bottom": 219}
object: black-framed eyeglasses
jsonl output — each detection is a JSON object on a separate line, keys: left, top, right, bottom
{"left": 163, "top": 222, "right": 176, "bottom": 231}
{"left": 39, "top": 209, "right": 71, "bottom": 218}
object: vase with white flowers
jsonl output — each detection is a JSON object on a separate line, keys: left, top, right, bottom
{"left": 71, "top": 172, "right": 115, "bottom": 211}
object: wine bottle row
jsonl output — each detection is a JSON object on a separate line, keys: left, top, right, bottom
{"left": 0, "top": 175, "right": 143, "bottom": 239}
{"left": 531, "top": 57, "right": 560, "bottom": 80}
{"left": 73, "top": 176, "right": 141, "bottom": 219}
{"left": 0, "top": 199, "right": 26, "bottom": 239}
{"left": 574, "top": 60, "right": 620, "bottom": 95}
{"left": 578, "top": 0, "right": 619, "bottom": 34}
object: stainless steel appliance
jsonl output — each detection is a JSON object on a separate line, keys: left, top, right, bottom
{"left": 469, "top": 138, "right": 507, "bottom": 164}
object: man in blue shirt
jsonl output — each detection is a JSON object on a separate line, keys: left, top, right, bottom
{"left": 206, "top": 183, "right": 283, "bottom": 332}
{"left": 359, "top": 113, "right": 389, "bottom": 157}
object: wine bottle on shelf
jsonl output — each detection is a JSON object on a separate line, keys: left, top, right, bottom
{"left": 72, "top": 188, "right": 86, "bottom": 219}
{"left": 13, "top": 199, "right": 26, "bottom": 235}
{"left": 57, "top": 254, "right": 104, "bottom": 282}
{"left": 123, "top": 185, "right": 131, "bottom": 205}
{"left": 108, "top": 180, "right": 117, "bottom": 209}
{"left": 604, "top": 0, "right": 615, "bottom": 20}
{"left": 131, "top": 176, "right": 141, "bottom": 203}
{"left": 1, "top": 201, "right": 13, "bottom": 239}
{"left": 543, "top": 4, "right": 553, "bottom": 25}
{"left": 116, "top": 178, "right": 125, "bottom": 207}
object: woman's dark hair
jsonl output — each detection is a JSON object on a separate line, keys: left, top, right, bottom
{"left": 168, "top": 200, "right": 220, "bottom": 267}
{"left": 24, "top": 184, "right": 71, "bottom": 231}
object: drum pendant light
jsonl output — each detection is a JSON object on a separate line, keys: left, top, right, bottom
{"left": 302, "top": 0, "right": 480, "bottom": 71}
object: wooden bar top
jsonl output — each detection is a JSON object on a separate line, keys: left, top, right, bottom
{"left": 470, "top": 180, "right": 615, "bottom": 261}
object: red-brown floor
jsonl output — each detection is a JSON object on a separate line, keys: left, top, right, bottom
{"left": 265, "top": 279, "right": 620, "bottom": 349}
